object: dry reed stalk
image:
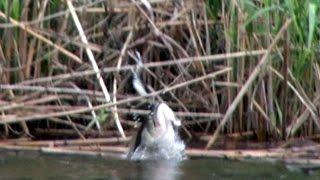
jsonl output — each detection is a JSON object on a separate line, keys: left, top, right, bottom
{"left": 110, "top": 31, "right": 133, "bottom": 136}
{"left": 6, "top": 137, "right": 131, "bottom": 147}
{"left": 0, "top": 84, "right": 104, "bottom": 96}
{"left": 33, "top": 128, "right": 123, "bottom": 137}
{"left": 19, "top": 0, "right": 31, "bottom": 79}
{"left": 0, "top": 95, "right": 61, "bottom": 112}
{"left": 108, "top": 108, "right": 223, "bottom": 119}
{"left": 206, "top": 19, "right": 293, "bottom": 149}
{"left": 61, "top": 145, "right": 128, "bottom": 154}
{"left": 249, "top": 95, "right": 281, "bottom": 135}
{"left": 3, "top": 0, "right": 311, "bottom": 150}
{"left": 66, "top": 0, "right": 125, "bottom": 138}
{"left": 270, "top": 67, "right": 320, "bottom": 132}
{"left": 0, "top": 11, "right": 82, "bottom": 64}
{"left": 58, "top": 145, "right": 320, "bottom": 161}
{"left": 0, "top": 68, "right": 231, "bottom": 123}
{"left": 18, "top": 50, "right": 267, "bottom": 85}
{"left": 282, "top": 29, "right": 290, "bottom": 139}
{"left": 2, "top": 144, "right": 319, "bottom": 164}
{"left": 0, "top": 1, "right": 105, "bottom": 28}
{"left": 47, "top": 117, "right": 87, "bottom": 130}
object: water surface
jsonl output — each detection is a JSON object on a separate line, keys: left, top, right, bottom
{"left": 0, "top": 152, "right": 319, "bottom": 179}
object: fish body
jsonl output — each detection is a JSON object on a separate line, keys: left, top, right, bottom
{"left": 127, "top": 52, "right": 185, "bottom": 161}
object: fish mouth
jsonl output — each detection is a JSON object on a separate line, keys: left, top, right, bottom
{"left": 172, "top": 119, "right": 181, "bottom": 127}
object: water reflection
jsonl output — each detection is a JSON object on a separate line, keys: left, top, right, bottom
{"left": 134, "top": 160, "right": 182, "bottom": 180}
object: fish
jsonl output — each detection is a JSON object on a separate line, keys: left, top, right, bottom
{"left": 127, "top": 52, "right": 185, "bottom": 161}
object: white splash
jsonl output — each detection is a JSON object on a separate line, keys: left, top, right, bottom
{"left": 128, "top": 131, "right": 186, "bottom": 161}
{"left": 127, "top": 103, "right": 186, "bottom": 161}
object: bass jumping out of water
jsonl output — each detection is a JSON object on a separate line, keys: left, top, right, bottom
{"left": 127, "top": 52, "right": 186, "bottom": 161}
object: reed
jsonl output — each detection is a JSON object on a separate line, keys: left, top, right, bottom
{"left": 0, "top": 0, "right": 319, "bottom": 151}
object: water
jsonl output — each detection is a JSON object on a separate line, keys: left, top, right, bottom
{"left": 0, "top": 153, "right": 319, "bottom": 179}
{"left": 128, "top": 130, "right": 186, "bottom": 161}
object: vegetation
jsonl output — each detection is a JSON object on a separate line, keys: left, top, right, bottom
{"left": 0, "top": 0, "right": 320, "bottom": 154}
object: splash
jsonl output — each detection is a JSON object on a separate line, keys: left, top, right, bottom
{"left": 128, "top": 131, "right": 186, "bottom": 161}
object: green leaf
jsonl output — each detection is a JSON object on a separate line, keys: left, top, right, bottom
{"left": 11, "top": 0, "right": 20, "bottom": 19}
{"left": 285, "top": 0, "right": 304, "bottom": 44}
{"left": 97, "top": 109, "right": 109, "bottom": 124}
{"left": 307, "top": 2, "right": 317, "bottom": 48}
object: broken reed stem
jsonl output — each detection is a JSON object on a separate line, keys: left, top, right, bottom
{"left": 205, "top": 19, "right": 292, "bottom": 149}
{"left": 288, "top": 95, "right": 320, "bottom": 137}
{"left": 0, "top": 68, "right": 231, "bottom": 123}
{"left": 66, "top": 0, "right": 125, "bottom": 138}
{"left": 270, "top": 66, "right": 320, "bottom": 132}
{"left": 0, "top": 84, "right": 104, "bottom": 97}
{"left": 7, "top": 137, "right": 131, "bottom": 147}
{"left": 19, "top": 50, "right": 267, "bottom": 85}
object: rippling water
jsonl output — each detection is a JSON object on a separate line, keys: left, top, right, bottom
{"left": 0, "top": 153, "right": 319, "bottom": 179}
